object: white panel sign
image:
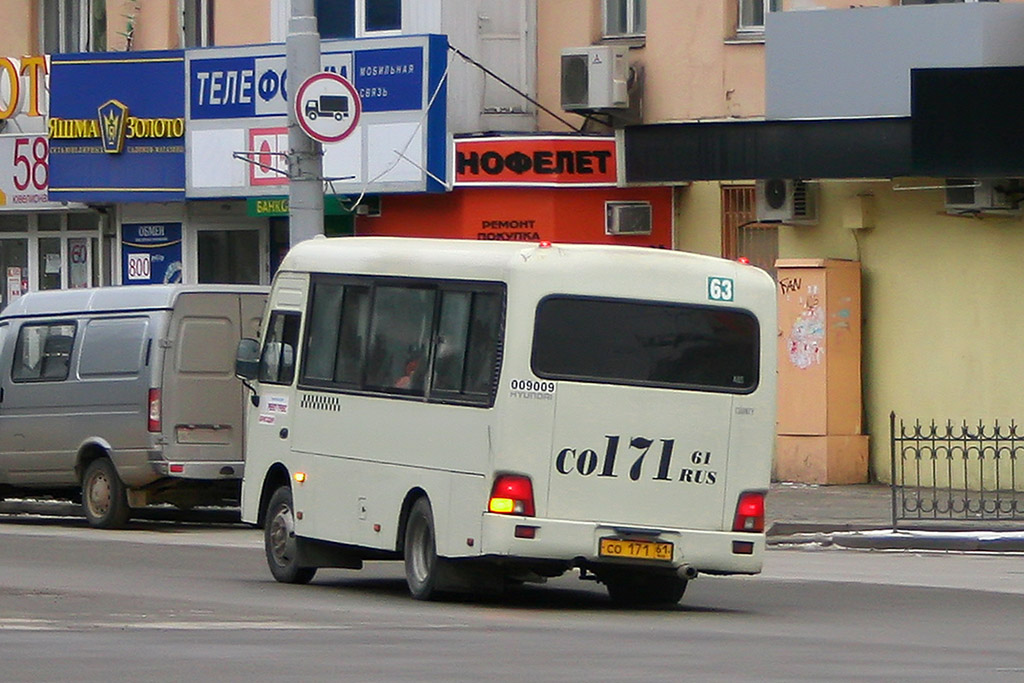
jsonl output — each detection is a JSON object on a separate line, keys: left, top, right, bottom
{"left": 0, "top": 134, "right": 65, "bottom": 209}
{"left": 184, "top": 35, "right": 448, "bottom": 198}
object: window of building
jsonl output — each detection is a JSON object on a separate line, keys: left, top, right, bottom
{"left": 722, "top": 185, "right": 778, "bottom": 279}
{"left": 41, "top": 0, "right": 106, "bottom": 53}
{"left": 197, "top": 229, "right": 261, "bottom": 284}
{"left": 737, "top": 0, "right": 780, "bottom": 34}
{"left": 317, "top": 0, "right": 402, "bottom": 39}
{"left": 603, "top": 0, "right": 645, "bottom": 39}
{"left": 532, "top": 296, "right": 759, "bottom": 393}
{"left": 183, "top": 0, "right": 214, "bottom": 47}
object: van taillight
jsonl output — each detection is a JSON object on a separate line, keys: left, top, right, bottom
{"left": 732, "top": 491, "right": 765, "bottom": 533}
{"left": 488, "top": 474, "right": 535, "bottom": 517}
{"left": 148, "top": 389, "right": 161, "bottom": 432}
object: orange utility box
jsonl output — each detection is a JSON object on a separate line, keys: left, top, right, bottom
{"left": 774, "top": 259, "right": 868, "bottom": 484}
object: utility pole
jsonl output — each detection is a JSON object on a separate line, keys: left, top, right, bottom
{"left": 286, "top": 0, "right": 324, "bottom": 247}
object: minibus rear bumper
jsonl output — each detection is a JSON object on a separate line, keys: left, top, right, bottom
{"left": 479, "top": 513, "right": 764, "bottom": 575}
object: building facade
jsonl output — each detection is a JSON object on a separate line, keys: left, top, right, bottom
{"left": 5, "top": 0, "right": 1022, "bottom": 486}
{"left": 536, "top": 0, "right": 1024, "bottom": 486}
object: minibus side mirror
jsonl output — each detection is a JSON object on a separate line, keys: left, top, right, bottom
{"left": 235, "top": 338, "right": 261, "bottom": 406}
{"left": 235, "top": 338, "right": 260, "bottom": 380}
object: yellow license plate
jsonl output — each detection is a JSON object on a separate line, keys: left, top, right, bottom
{"left": 599, "top": 537, "right": 673, "bottom": 561}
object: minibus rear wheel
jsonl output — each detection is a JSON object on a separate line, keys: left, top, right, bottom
{"left": 81, "top": 457, "right": 130, "bottom": 529}
{"left": 602, "top": 570, "right": 688, "bottom": 606}
{"left": 264, "top": 486, "right": 317, "bottom": 585}
{"left": 404, "top": 496, "right": 450, "bottom": 600}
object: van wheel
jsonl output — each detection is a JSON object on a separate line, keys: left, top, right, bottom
{"left": 81, "top": 458, "right": 130, "bottom": 529}
{"left": 264, "top": 486, "right": 316, "bottom": 584}
{"left": 404, "top": 497, "right": 448, "bottom": 600}
{"left": 603, "top": 571, "right": 688, "bottom": 606}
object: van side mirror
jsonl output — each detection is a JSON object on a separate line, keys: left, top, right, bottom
{"left": 235, "top": 338, "right": 260, "bottom": 381}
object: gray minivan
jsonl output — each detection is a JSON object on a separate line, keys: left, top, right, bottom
{"left": 0, "top": 284, "right": 267, "bottom": 528}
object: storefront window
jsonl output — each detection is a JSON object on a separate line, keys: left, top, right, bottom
{"left": 0, "top": 239, "right": 29, "bottom": 310}
{"left": 68, "top": 213, "right": 99, "bottom": 231}
{"left": 38, "top": 214, "right": 61, "bottom": 231}
{"left": 197, "top": 229, "right": 260, "bottom": 284}
{"left": 38, "top": 238, "right": 62, "bottom": 291}
{"left": 68, "top": 237, "right": 90, "bottom": 289}
{"left": 0, "top": 213, "right": 104, "bottom": 296}
{"left": 0, "top": 215, "right": 29, "bottom": 232}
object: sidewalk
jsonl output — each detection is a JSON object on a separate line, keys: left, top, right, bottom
{"left": 766, "top": 482, "right": 1024, "bottom": 552}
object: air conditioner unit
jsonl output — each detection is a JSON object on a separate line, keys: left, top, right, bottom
{"left": 605, "top": 201, "right": 652, "bottom": 235}
{"left": 755, "top": 179, "right": 818, "bottom": 224}
{"left": 944, "top": 178, "right": 1021, "bottom": 213}
{"left": 561, "top": 46, "right": 629, "bottom": 111}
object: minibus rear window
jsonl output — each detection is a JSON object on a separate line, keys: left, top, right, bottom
{"left": 531, "top": 296, "right": 759, "bottom": 393}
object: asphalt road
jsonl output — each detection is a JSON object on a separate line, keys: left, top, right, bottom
{"left": 1, "top": 516, "right": 1023, "bottom": 682}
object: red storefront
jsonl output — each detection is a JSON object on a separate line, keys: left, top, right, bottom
{"left": 357, "top": 136, "right": 672, "bottom": 248}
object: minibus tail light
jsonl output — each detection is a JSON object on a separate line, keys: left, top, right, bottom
{"left": 488, "top": 474, "right": 535, "bottom": 517}
{"left": 148, "top": 389, "right": 161, "bottom": 432}
{"left": 732, "top": 491, "right": 765, "bottom": 533}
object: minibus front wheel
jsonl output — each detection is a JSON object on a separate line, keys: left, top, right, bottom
{"left": 264, "top": 485, "right": 317, "bottom": 585}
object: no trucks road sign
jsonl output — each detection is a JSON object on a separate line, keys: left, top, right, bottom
{"left": 295, "top": 72, "right": 362, "bottom": 144}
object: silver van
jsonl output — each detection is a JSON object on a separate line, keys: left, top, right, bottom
{"left": 0, "top": 285, "right": 267, "bottom": 528}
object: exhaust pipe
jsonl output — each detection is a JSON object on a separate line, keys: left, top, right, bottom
{"left": 677, "top": 563, "right": 698, "bottom": 580}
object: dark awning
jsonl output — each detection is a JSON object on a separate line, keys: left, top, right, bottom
{"left": 622, "top": 117, "right": 913, "bottom": 183}
{"left": 622, "top": 65, "right": 1024, "bottom": 184}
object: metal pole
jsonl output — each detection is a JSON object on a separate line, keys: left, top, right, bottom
{"left": 286, "top": 0, "right": 324, "bottom": 247}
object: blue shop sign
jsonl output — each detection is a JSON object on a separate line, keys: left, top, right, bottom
{"left": 121, "top": 223, "right": 183, "bottom": 285}
{"left": 185, "top": 35, "right": 448, "bottom": 198}
{"left": 189, "top": 40, "right": 425, "bottom": 120}
{"left": 49, "top": 51, "right": 185, "bottom": 203}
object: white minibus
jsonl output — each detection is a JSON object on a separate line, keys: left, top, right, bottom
{"left": 236, "top": 236, "right": 777, "bottom": 605}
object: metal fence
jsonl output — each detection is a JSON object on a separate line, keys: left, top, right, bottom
{"left": 890, "top": 412, "right": 1024, "bottom": 529}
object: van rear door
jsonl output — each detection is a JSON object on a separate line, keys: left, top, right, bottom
{"left": 160, "top": 292, "right": 252, "bottom": 469}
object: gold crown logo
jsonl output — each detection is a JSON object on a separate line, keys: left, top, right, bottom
{"left": 103, "top": 108, "right": 121, "bottom": 139}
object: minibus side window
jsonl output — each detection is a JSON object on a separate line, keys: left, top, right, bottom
{"left": 334, "top": 286, "right": 370, "bottom": 384}
{"left": 259, "top": 312, "right": 300, "bottom": 385}
{"left": 464, "top": 292, "right": 502, "bottom": 395}
{"left": 432, "top": 291, "right": 502, "bottom": 399}
{"left": 365, "top": 286, "right": 436, "bottom": 394}
{"left": 297, "top": 276, "right": 505, "bottom": 406}
{"left": 431, "top": 291, "right": 471, "bottom": 393}
{"left": 12, "top": 323, "right": 76, "bottom": 382}
{"left": 304, "top": 282, "right": 345, "bottom": 382}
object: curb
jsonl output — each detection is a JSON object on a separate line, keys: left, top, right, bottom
{"left": 768, "top": 530, "right": 1024, "bottom": 553}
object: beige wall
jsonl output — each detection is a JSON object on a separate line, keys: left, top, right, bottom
{"left": 213, "top": 0, "right": 271, "bottom": 47}
{"left": 675, "top": 179, "right": 1024, "bottom": 482}
{"left": 0, "top": 1, "right": 34, "bottom": 54}
{"left": 674, "top": 183, "right": 726, "bottom": 258}
{"left": 537, "top": 0, "right": 766, "bottom": 131}
{"left": 0, "top": 2, "right": 35, "bottom": 55}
